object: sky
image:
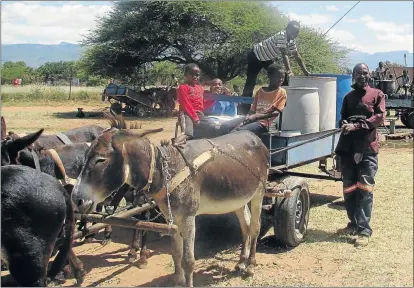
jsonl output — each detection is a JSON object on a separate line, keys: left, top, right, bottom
{"left": 1, "top": 1, "right": 413, "bottom": 54}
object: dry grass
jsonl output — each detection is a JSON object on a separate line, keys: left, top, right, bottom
{"left": 1, "top": 85, "right": 104, "bottom": 106}
{"left": 1, "top": 104, "right": 413, "bottom": 287}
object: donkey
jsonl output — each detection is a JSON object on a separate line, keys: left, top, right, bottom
{"left": 1, "top": 130, "right": 86, "bottom": 285}
{"left": 71, "top": 115, "right": 268, "bottom": 287}
{"left": 2, "top": 125, "right": 159, "bottom": 269}
{"left": 33, "top": 124, "right": 106, "bottom": 150}
{"left": 1, "top": 165, "right": 75, "bottom": 286}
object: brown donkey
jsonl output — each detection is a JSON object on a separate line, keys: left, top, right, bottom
{"left": 71, "top": 115, "right": 268, "bottom": 287}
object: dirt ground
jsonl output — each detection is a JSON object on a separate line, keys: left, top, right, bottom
{"left": 1, "top": 105, "right": 413, "bottom": 287}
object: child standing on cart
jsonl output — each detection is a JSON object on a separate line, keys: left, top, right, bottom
{"left": 173, "top": 63, "right": 217, "bottom": 145}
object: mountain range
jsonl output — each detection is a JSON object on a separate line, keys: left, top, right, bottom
{"left": 1, "top": 42, "right": 413, "bottom": 69}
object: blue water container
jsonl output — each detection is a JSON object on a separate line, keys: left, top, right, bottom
{"left": 314, "top": 74, "right": 352, "bottom": 127}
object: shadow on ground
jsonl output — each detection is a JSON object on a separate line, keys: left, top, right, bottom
{"left": 137, "top": 263, "right": 242, "bottom": 287}
{"left": 310, "top": 193, "right": 341, "bottom": 208}
{"left": 305, "top": 228, "right": 355, "bottom": 245}
{"left": 51, "top": 109, "right": 176, "bottom": 121}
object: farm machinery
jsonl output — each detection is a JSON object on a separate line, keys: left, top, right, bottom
{"left": 372, "top": 71, "right": 414, "bottom": 129}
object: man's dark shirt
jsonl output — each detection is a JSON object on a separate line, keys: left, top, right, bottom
{"left": 335, "top": 84, "right": 386, "bottom": 155}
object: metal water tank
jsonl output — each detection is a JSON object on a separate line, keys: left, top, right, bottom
{"left": 289, "top": 76, "right": 337, "bottom": 131}
{"left": 314, "top": 74, "right": 353, "bottom": 127}
{"left": 282, "top": 87, "right": 320, "bottom": 134}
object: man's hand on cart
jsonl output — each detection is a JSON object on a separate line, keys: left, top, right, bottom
{"left": 341, "top": 123, "right": 357, "bottom": 135}
{"left": 341, "top": 116, "right": 367, "bottom": 135}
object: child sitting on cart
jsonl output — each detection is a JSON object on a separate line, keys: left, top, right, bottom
{"left": 204, "top": 78, "right": 236, "bottom": 117}
{"left": 173, "top": 63, "right": 217, "bottom": 145}
{"left": 218, "top": 64, "right": 287, "bottom": 138}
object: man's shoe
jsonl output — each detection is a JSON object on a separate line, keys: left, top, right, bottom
{"left": 354, "top": 235, "right": 370, "bottom": 248}
{"left": 336, "top": 226, "right": 356, "bottom": 236}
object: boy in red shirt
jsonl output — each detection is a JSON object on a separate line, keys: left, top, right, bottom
{"left": 174, "top": 63, "right": 217, "bottom": 144}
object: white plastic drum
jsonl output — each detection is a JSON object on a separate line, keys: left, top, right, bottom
{"left": 282, "top": 87, "right": 320, "bottom": 134}
{"left": 290, "top": 76, "right": 337, "bottom": 131}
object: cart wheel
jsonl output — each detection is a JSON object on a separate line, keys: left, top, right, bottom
{"left": 401, "top": 112, "right": 410, "bottom": 127}
{"left": 407, "top": 112, "right": 414, "bottom": 129}
{"left": 110, "top": 103, "right": 122, "bottom": 115}
{"left": 273, "top": 177, "right": 310, "bottom": 247}
{"left": 135, "top": 107, "right": 146, "bottom": 117}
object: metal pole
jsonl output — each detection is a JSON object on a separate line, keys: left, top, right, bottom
{"left": 270, "top": 128, "right": 342, "bottom": 155}
{"left": 68, "top": 67, "right": 73, "bottom": 100}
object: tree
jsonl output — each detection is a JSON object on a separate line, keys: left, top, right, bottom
{"left": 37, "top": 61, "right": 75, "bottom": 84}
{"left": 82, "top": 1, "right": 348, "bottom": 82}
{"left": 1, "top": 61, "right": 38, "bottom": 85}
{"left": 289, "top": 26, "right": 349, "bottom": 75}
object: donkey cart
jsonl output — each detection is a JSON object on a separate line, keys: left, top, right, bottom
{"left": 73, "top": 95, "right": 343, "bottom": 249}
{"left": 103, "top": 83, "right": 176, "bottom": 117}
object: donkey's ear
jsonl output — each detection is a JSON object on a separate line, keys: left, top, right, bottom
{"left": 1, "top": 117, "right": 6, "bottom": 140}
{"left": 11, "top": 129, "right": 44, "bottom": 152}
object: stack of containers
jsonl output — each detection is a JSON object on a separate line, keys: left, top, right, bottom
{"left": 278, "top": 74, "right": 353, "bottom": 133}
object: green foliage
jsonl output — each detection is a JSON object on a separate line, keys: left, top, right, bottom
{"left": 82, "top": 1, "right": 348, "bottom": 82}
{"left": 36, "top": 61, "right": 75, "bottom": 84}
{"left": 143, "top": 62, "right": 183, "bottom": 87}
{"left": 81, "top": 1, "right": 289, "bottom": 81}
{"left": 1, "top": 61, "right": 38, "bottom": 85}
{"left": 288, "top": 26, "right": 349, "bottom": 75}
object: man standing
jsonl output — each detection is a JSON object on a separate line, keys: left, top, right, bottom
{"left": 335, "top": 63, "right": 386, "bottom": 248}
{"left": 375, "top": 61, "right": 389, "bottom": 81}
{"left": 396, "top": 69, "right": 411, "bottom": 98}
{"left": 240, "top": 21, "right": 310, "bottom": 114}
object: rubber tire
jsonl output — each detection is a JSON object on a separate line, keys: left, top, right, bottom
{"left": 273, "top": 177, "right": 310, "bottom": 247}
{"left": 110, "top": 103, "right": 122, "bottom": 115}
{"left": 401, "top": 112, "right": 410, "bottom": 127}
{"left": 135, "top": 106, "right": 147, "bottom": 117}
{"left": 407, "top": 112, "right": 414, "bottom": 129}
